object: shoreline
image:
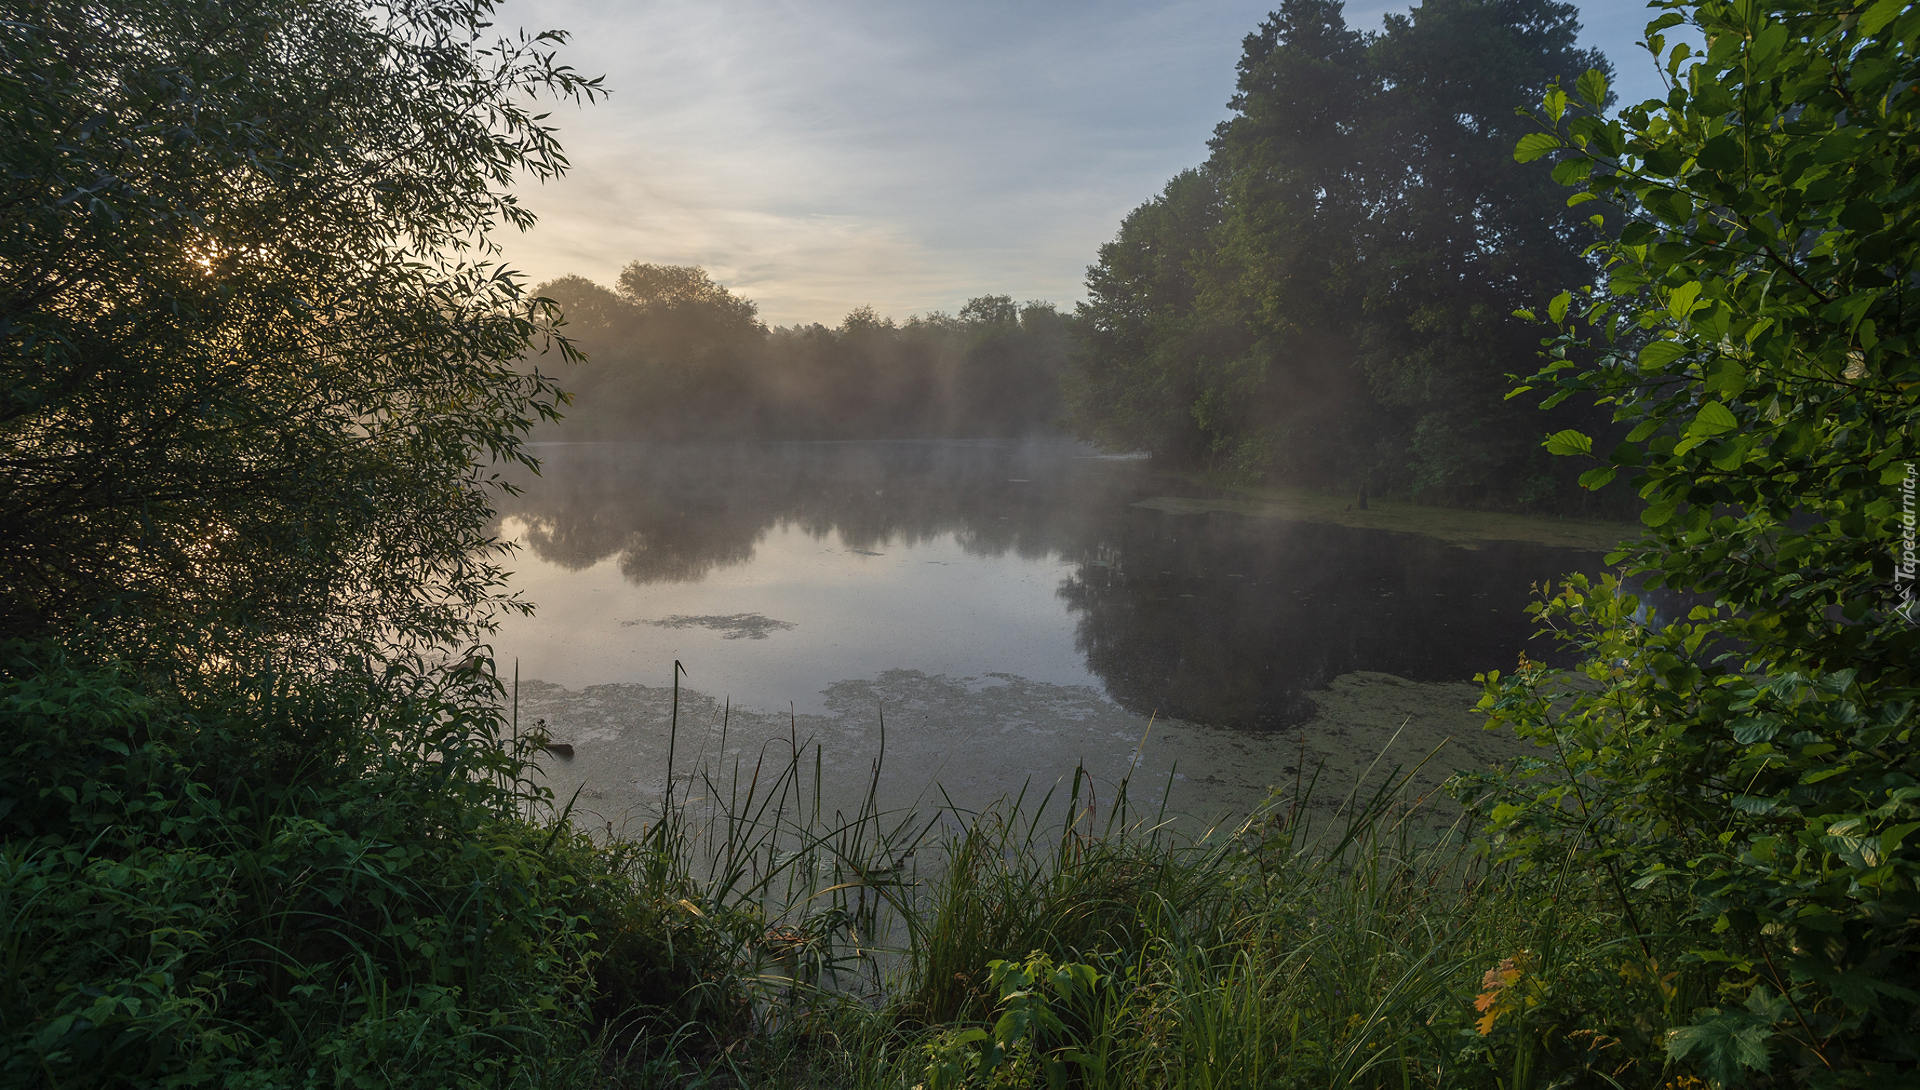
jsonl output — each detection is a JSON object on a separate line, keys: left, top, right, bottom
{"left": 1141, "top": 473, "right": 1640, "bottom": 552}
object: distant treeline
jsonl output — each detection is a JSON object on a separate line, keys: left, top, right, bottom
{"left": 533, "top": 265, "right": 1075, "bottom": 439}
{"left": 1064, "top": 0, "right": 1624, "bottom": 511}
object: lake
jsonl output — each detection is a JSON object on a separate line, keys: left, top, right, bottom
{"left": 489, "top": 439, "right": 1622, "bottom": 830}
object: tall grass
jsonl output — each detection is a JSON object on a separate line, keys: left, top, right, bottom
{"left": 581, "top": 703, "right": 1685, "bottom": 1090}
{"left": 4, "top": 645, "right": 1692, "bottom": 1088}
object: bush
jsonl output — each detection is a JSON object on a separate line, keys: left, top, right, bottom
{"left": 1476, "top": 1, "right": 1920, "bottom": 1083}
{"left": 0, "top": 644, "right": 740, "bottom": 1088}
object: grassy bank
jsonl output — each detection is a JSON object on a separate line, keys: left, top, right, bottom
{"left": 560, "top": 731, "right": 1703, "bottom": 1090}
{"left": 1138, "top": 477, "right": 1640, "bottom": 553}
{"left": 14, "top": 629, "right": 1902, "bottom": 1089}
{"left": 2, "top": 641, "right": 1697, "bottom": 1089}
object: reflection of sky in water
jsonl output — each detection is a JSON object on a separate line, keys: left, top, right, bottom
{"left": 495, "top": 519, "right": 1095, "bottom": 714}
{"left": 491, "top": 440, "right": 1609, "bottom": 728}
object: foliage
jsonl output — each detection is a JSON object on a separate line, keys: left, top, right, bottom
{"left": 1466, "top": 1, "right": 1920, "bottom": 1085}
{"left": 0, "top": 645, "right": 692, "bottom": 1088}
{"left": 920, "top": 953, "right": 1112, "bottom": 1090}
{"left": 1067, "top": 0, "right": 1615, "bottom": 508}
{"left": 1064, "top": 170, "right": 1227, "bottom": 465}
{"left": 603, "top": 753, "right": 1703, "bottom": 1090}
{"left": 534, "top": 268, "right": 1075, "bottom": 441}
{"left": 0, "top": 4, "right": 748, "bottom": 1084}
{"left": 0, "top": 0, "right": 595, "bottom": 663}
{"left": 1512, "top": 0, "right": 1920, "bottom": 682}
{"left": 1465, "top": 577, "right": 1920, "bottom": 1084}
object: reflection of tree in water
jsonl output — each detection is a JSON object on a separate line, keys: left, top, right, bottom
{"left": 495, "top": 441, "right": 1605, "bottom": 730}
{"left": 1056, "top": 514, "right": 1603, "bottom": 729}
{"left": 494, "top": 440, "right": 1141, "bottom": 584}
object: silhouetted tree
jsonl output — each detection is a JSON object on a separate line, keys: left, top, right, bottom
{"left": 533, "top": 271, "right": 1075, "bottom": 439}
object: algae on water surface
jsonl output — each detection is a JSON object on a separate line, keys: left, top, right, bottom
{"left": 1136, "top": 482, "right": 1639, "bottom": 552}
{"left": 514, "top": 668, "right": 1530, "bottom": 834}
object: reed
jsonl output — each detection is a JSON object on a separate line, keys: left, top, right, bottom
{"left": 3, "top": 648, "right": 1679, "bottom": 1089}
{"left": 580, "top": 702, "right": 1670, "bottom": 1090}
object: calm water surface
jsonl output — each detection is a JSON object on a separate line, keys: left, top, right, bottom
{"left": 492, "top": 440, "right": 1602, "bottom": 729}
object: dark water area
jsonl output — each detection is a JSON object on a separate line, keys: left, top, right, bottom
{"left": 492, "top": 440, "right": 1607, "bottom": 729}
{"left": 1060, "top": 518, "right": 1590, "bottom": 728}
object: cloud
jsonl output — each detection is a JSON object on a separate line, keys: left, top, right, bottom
{"left": 496, "top": 0, "right": 1682, "bottom": 326}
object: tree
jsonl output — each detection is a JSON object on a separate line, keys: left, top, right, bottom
{"left": 0, "top": 0, "right": 599, "bottom": 666}
{"left": 1518, "top": 0, "right": 1918, "bottom": 680}
{"left": 958, "top": 294, "right": 1018, "bottom": 325}
{"left": 1069, "top": 0, "right": 1613, "bottom": 506}
{"left": 1201, "top": 0, "right": 1375, "bottom": 482}
{"left": 1065, "top": 168, "right": 1226, "bottom": 463}
{"left": 1353, "top": 0, "right": 1612, "bottom": 502}
{"left": 617, "top": 261, "right": 762, "bottom": 332}
{"left": 1468, "top": 2, "right": 1920, "bottom": 1079}
{"left": 533, "top": 267, "right": 1078, "bottom": 440}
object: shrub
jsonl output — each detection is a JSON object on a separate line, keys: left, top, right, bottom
{"left": 1478, "top": 1, "right": 1920, "bottom": 1083}
{"left": 0, "top": 644, "right": 737, "bottom": 1088}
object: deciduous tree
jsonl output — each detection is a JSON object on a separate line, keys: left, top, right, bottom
{"left": 0, "top": 0, "right": 598, "bottom": 665}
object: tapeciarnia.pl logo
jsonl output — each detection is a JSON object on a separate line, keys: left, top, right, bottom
{"left": 1898, "top": 463, "right": 1917, "bottom": 626}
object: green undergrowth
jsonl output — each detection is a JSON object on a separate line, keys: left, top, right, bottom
{"left": 7, "top": 628, "right": 1908, "bottom": 1089}
{"left": 0, "top": 642, "right": 742, "bottom": 1088}
{"left": 602, "top": 753, "right": 1711, "bottom": 1090}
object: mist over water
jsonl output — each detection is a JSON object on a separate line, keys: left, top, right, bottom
{"left": 492, "top": 439, "right": 1604, "bottom": 728}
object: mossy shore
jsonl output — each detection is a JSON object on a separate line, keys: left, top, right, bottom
{"left": 1137, "top": 476, "right": 1640, "bottom": 552}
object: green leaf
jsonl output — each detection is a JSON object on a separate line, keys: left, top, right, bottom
{"left": 1639, "top": 340, "right": 1688, "bottom": 369}
{"left": 1551, "top": 157, "right": 1593, "bottom": 186}
{"left": 1749, "top": 24, "right": 1789, "bottom": 74}
{"left": 1667, "top": 1008, "right": 1774, "bottom": 1088}
{"left": 1838, "top": 201, "right": 1885, "bottom": 232}
{"left": 1643, "top": 500, "right": 1679, "bottom": 527}
{"left": 1881, "top": 822, "right": 1920, "bottom": 857}
{"left": 1697, "top": 133, "right": 1742, "bottom": 173}
{"left": 1667, "top": 281, "right": 1703, "bottom": 320}
{"left": 1548, "top": 291, "right": 1572, "bottom": 324}
{"left": 1578, "top": 466, "right": 1617, "bottom": 490}
{"left": 1861, "top": 0, "right": 1905, "bottom": 36}
{"left": 1576, "top": 68, "right": 1609, "bottom": 107}
{"left": 1543, "top": 429, "right": 1593, "bottom": 456}
{"left": 1515, "top": 132, "right": 1563, "bottom": 163}
{"left": 1709, "top": 437, "right": 1750, "bottom": 471}
{"left": 1687, "top": 401, "right": 1738, "bottom": 436}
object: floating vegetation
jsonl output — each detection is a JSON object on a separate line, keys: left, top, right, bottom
{"left": 623, "top": 613, "right": 800, "bottom": 639}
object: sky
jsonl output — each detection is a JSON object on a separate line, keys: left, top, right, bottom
{"left": 495, "top": 0, "right": 1679, "bottom": 328}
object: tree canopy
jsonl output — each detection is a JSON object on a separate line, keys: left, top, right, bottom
{"left": 0, "top": 0, "right": 597, "bottom": 665}
{"left": 1067, "top": 0, "right": 1614, "bottom": 508}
